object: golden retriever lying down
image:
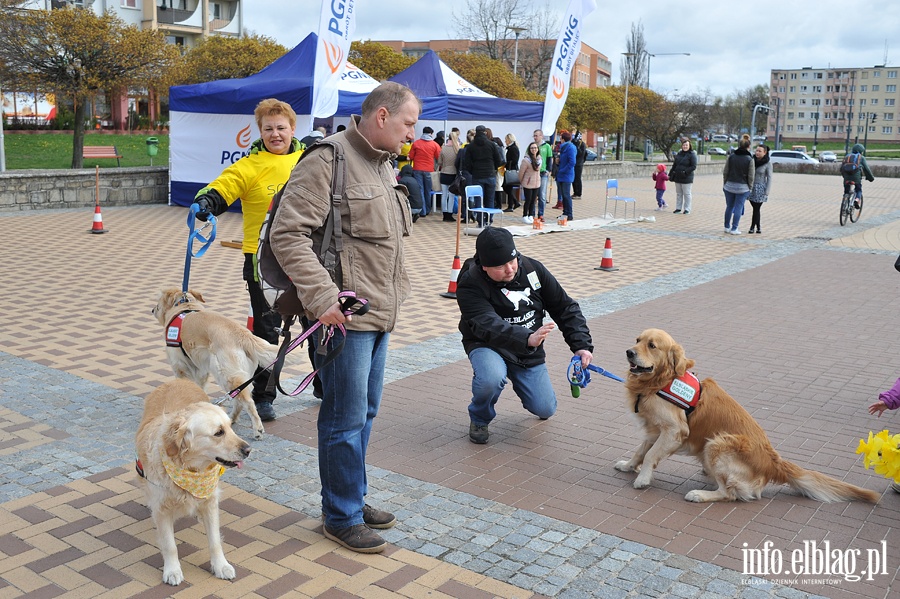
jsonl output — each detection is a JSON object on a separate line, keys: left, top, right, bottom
{"left": 136, "top": 379, "right": 251, "bottom": 585}
{"left": 153, "top": 288, "right": 280, "bottom": 439}
{"left": 615, "top": 329, "right": 879, "bottom": 503}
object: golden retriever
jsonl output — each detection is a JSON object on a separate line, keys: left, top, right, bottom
{"left": 135, "top": 379, "right": 251, "bottom": 585}
{"left": 615, "top": 328, "right": 879, "bottom": 503}
{"left": 153, "top": 288, "right": 280, "bottom": 439}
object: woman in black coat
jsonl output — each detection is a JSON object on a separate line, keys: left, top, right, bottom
{"left": 502, "top": 133, "right": 521, "bottom": 211}
{"left": 670, "top": 139, "right": 698, "bottom": 214}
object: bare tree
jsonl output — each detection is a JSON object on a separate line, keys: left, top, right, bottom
{"left": 513, "top": 8, "right": 559, "bottom": 93}
{"left": 451, "top": 0, "right": 528, "bottom": 63}
{"left": 619, "top": 20, "right": 648, "bottom": 88}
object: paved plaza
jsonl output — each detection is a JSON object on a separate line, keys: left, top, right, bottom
{"left": 2, "top": 171, "right": 900, "bottom": 598}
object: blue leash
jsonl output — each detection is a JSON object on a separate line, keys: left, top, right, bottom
{"left": 182, "top": 204, "right": 217, "bottom": 292}
{"left": 567, "top": 355, "right": 624, "bottom": 398}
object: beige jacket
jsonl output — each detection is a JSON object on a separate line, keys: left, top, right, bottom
{"left": 270, "top": 116, "right": 412, "bottom": 332}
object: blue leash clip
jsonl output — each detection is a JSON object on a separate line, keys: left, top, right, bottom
{"left": 567, "top": 355, "right": 624, "bottom": 398}
{"left": 182, "top": 204, "right": 217, "bottom": 292}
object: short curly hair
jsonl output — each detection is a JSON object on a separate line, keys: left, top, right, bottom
{"left": 254, "top": 99, "right": 297, "bottom": 130}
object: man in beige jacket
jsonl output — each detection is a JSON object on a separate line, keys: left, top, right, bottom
{"left": 270, "top": 82, "right": 420, "bottom": 553}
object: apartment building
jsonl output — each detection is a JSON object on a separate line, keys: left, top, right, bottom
{"left": 769, "top": 65, "right": 900, "bottom": 144}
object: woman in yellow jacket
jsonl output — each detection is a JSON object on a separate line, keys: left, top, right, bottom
{"left": 192, "top": 98, "right": 303, "bottom": 421}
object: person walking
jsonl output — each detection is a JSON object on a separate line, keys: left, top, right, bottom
{"left": 192, "top": 98, "right": 304, "bottom": 421}
{"left": 519, "top": 142, "right": 542, "bottom": 224}
{"left": 572, "top": 131, "right": 587, "bottom": 198}
{"left": 456, "top": 227, "right": 593, "bottom": 444}
{"left": 533, "top": 129, "right": 552, "bottom": 220}
{"left": 502, "top": 133, "right": 521, "bottom": 212}
{"left": 437, "top": 130, "right": 460, "bottom": 221}
{"left": 556, "top": 131, "right": 576, "bottom": 221}
{"left": 670, "top": 139, "right": 698, "bottom": 214}
{"left": 408, "top": 126, "right": 441, "bottom": 217}
{"left": 747, "top": 144, "right": 773, "bottom": 234}
{"left": 722, "top": 134, "right": 755, "bottom": 235}
{"left": 652, "top": 163, "right": 669, "bottom": 210}
{"left": 269, "top": 82, "right": 420, "bottom": 554}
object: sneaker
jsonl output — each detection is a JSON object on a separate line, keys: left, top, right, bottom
{"left": 323, "top": 523, "right": 386, "bottom": 553}
{"left": 729, "top": 229, "right": 741, "bottom": 235}
{"left": 683, "top": 210, "right": 690, "bottom": 214}
{"left": 673, "top": 209, "right": 682, "bottom": 214}
{"left": 469, "top": 422, "right": 489, "bottom": 444}
{"left": 523, "top": 216, "right": 533, "bottom": 224}
{"left": 256, "top": 402, "right": 276, "bottom": 422}
{"left": 362, "top": 504, "right": 397, "bottom": 529}
{"left": 853, "top": 200, "right": 861, "bottom": 209}
{"left": 724, "top": 227, "right": 731, "bottom": 234}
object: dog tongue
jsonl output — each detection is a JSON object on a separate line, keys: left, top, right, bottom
{"left": 236, "top": 461, "right": 243, "bottom": 469}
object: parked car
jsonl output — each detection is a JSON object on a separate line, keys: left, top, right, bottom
{"left": 819, "top": 150, "right": 837, "bottom": 162}
{"left": 708, "top": 147, "right": 727, "bottom": 155}
{"left": 585, "top": 148, "right": 597, "bottom": 161}
{"left": 769, "top": 150, "right": 819, "bottom": 165}
{"left": 711, "top": 134, "right": 729, "bottom": 142}
{"left": 752, "top": 135, "right": 767, "bottom": 142}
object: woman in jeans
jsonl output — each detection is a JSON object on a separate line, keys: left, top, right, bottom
{"left": 722, "top": 134, "right": 755, "bottom": 235}
{"left": 437, "top": 130, "right": 460, "bottom": 222}
{"left": 518, "top": 142, "right": 542, "bottom": 224}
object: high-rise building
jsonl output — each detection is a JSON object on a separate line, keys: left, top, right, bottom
{"left": 769, "top": 66, "right": 899, "bottom": 145}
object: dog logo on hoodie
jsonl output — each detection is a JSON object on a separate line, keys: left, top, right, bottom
{"left": 502, "top": 288, "right": 533, "bottom": 310}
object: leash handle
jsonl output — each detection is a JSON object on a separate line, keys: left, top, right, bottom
{"left": 567, "top": 356, "right": 624, "bottom": 397}
{"left": 182, "top": 204, "right": 217, "bottom": 293}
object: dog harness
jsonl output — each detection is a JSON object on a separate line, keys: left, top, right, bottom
{"left": 165, "top": 311, "right": 198, "bottom": 355}
{"left": 161, "top": 451, "right": 226, "bottom": 499}
{"left": 635, "top": 371, "right": 702, "bottom": 415}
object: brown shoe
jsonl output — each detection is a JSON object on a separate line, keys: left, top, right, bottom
{"left": 362, "top": 504, "right": 397, "bottom": 529}
{"left": 323, "top": 523, "right": 386, "bottom": 553}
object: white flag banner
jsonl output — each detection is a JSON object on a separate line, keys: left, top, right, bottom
{"left": 311, "top": 0, "right": 356, "bottom": 126}
{"left": 541, "top": 0, "right": 596, "bottom": 135}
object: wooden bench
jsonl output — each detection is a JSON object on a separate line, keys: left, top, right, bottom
{"left": 83, "top": 146, "right": 122, "bottom": 167}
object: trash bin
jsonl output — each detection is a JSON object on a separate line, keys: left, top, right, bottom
{"left": 146, "top": 137, "right": 159, "bottom": 157}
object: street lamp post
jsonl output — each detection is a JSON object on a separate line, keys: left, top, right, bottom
{"left": 507, "top": 26, "right": 527, "bottom": 77}
{"left": 645, "top": 52, "right": 691, "bottom": 89}
{"left": 0, "top": 76, "right": 6, "bottom": 173}
{"left": 621, "top": 52, "right": 635, "bottom": 161}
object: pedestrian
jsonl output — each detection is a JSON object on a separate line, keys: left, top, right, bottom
{"left": 269, "top": 81, "right": 420, "bottom": 554}
{"left": 722, "top": 134, "right": 755, "bottom": 235}
{"left": 868, "top": 377, "right": 900, "bottom": 493}
{"left": 408, "top": 126, "right": 441, "bottom": 217}
{"left": 556, "top": 131, "right": 576, "bottom": 221}
{"left": 502, "top": 133, "right": 521, "bottom": 212}
{"left": 670, "top": 138, "right": 697, "bottom": 214}
{"left": 841, "top": 143, "right": 876, "bottom": 208}
{"left": 747, "top": 144, "right": 773, "bottom": 234}
{"left": 192, "top": 98, "right": 304, "bottom": 421}
{"left": 652, "top": 163, "right": 669, "bottom": 210}
{"left": 572, "top": 131, "right": 587, "bottom": 198}
{"left": 437, "top": 130, "right": 460, "bottom": 222}
{"left": 463, "top": 125, "right": 504, "bottom": 226}
{"left": 456, "top": 227, "right": 594, "bottom": 444}
{"left": 397, "top": 164, "right": 423, "bottom": 223}
{"left": 519, "top": 141, "right": 542, "bottom": 224}
{"left": 533, "top": 129, "right": 552, "bottom": 220}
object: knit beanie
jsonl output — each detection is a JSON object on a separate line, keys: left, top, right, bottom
{"left": 476, "top": 227, "right": 518, "bottom": 267}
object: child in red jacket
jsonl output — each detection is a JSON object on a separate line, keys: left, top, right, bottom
{"left": 652, "top": 163, "right": 668, "bottom": 210}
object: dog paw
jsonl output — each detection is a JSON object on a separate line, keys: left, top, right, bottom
{"left": 162, "top": 567, "right": 185, "bottom": 586}
{"left": 254, "top": 428, "right": 264, "bottom": 440}
{"left": 684, "top": 490, "right": 704, "bottom": 502}
{"left": 211, "top": 559, "right": 236, "bottom": 580}
{"left": 633, "top": 473, "right": 652, "bottom": 489}
{"left": 614, "top": 460, "right": 635, "bottom": 472}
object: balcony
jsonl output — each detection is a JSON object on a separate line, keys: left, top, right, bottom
{"left": 156, "top": 8, "right": 194, "bottom": 25}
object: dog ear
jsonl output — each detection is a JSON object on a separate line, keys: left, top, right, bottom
{"left": 162, "top": 415, "right": 192, "bottom": 459}
{"left": 670, "top": 343, "right": 694, "bottom": 377}
{"left": 187, "top": 289, "right": 205, "bottom": 303}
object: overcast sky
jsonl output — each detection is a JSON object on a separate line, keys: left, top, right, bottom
{"left": 242, "top": 0, "right": 900, "bottom": 98}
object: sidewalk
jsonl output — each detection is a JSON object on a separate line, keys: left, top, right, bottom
{"left": 2, "top": 173, "right": 900, "bottom": 598}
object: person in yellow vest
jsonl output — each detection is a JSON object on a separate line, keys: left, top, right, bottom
{"left": 396, "top": 140, "right": 413, "bottom": 170}
{"left": 192, "top": 98, "right": 303, "bottom": 421}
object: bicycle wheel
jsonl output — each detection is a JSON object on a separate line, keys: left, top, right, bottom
{"left": 850, "top": 194, "right": 863, "bottom": 223}
{"left": 839, "top": 195, "right": 849, "bottom": 226}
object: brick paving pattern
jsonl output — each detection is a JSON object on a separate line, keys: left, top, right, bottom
{"left": 2, "top": 172, "right": 900, "bottom": 598}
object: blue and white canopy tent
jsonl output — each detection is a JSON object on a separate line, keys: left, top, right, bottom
{"left": 168, "top": 32, "right": 379, "bottom": 207}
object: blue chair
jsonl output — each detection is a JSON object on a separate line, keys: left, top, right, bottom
{"left": 465, "top": 185, "right": 503, "bottom": 234}
{"left": 605, "top": 179, "right": 636, "bottom": 219}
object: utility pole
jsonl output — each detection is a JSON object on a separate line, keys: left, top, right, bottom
{"left": 844, "top": 71, "right": 855, "bottom": 154}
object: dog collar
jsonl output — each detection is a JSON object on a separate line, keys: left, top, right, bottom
{"left": 165, "top": 311, "right": 198, "bottom": 350}
{"left": 161, "top": 451, "right": 225, "bottom": 499}
{"left": 635, "top": 371, "right": 702, "bottom": 415}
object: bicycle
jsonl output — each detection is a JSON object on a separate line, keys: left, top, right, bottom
{"left": 839, "top": 182, "right": 863, "bottom": 226}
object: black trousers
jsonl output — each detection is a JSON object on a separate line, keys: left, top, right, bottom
{"left": 573, "top": 163, "right": 584, "bottom": 197}
{"left": 749, "top": 201, "right": 763, "bottom": 230}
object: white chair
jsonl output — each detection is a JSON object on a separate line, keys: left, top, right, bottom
{"left": 605, "top": 179, "right": 636, "bottom": 219}
{"left": 465, "top": 185, "right": 503, "bottom": 234}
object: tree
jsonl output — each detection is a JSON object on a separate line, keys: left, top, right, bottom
{"left": 348, "top": 40, "right": 415, "bottom": 81}
{"left": 168, "top": 35, "right": 287, "bottom": 87}
{"left": 619, "top": 21, "right": 648, "bottom": 88}
{"left": 451, "top": 0, "right": 527, "bottom": 63}
{"left": 512, "top": 10, "right": 559, "bottom": 94}
{"left": 561, "top": 88, "right": 623, "bottom": 136}
{"left": 439, "top": 51, "right": 537, "bottom": 100}
{"left": 0, "top": 6, "right": 177, "bottom": 168}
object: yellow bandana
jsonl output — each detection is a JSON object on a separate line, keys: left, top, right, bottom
{"left": 161, "top": 451, "right": 225, "bottom": 499}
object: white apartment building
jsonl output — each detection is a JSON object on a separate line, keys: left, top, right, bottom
{"left": 769, "top": 65, "right": 900, "bottom": 144}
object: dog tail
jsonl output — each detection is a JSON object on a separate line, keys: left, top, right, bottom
{"left": 246, "top": 334, "right": 280, "bottom": 368}
{"left": 777, "top": 460, "right": 880, "bottom": 503}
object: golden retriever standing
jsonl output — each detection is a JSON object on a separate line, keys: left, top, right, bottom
{"left": 153, "top": 288, "right": 280, "bottom": 439}
{"left": 136, "top": 379, "right": 251, "bottom": 585}
{"left": 615, "top": 328, "right": 878, "bottom": 503}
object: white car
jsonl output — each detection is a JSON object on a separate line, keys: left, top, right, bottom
{"left": 819, "top": 151, "right": 837, "bottom": 162}
{"left": 769, "top": 150, "right": 819, "bottom": 166}
{"left": 708, "top": 147, "right": 727, "bottom": 156}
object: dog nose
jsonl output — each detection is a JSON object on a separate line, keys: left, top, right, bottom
{"left": 626, "top": 349, "right": 635, "bottom": 360}
{"left": 240, "top": 444, "right": 251, "bottom": 458}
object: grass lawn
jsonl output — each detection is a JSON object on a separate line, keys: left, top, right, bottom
{"left": 3, "top": 132, "right": 169, "bottom": 170}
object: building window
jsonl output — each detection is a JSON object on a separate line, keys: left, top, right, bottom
{"left": 860, "top": 85, "right": 867, "bottom": 92}
{"left": 787, "top": 112, "right": 795, "bottom": 119}
{"left": 874, "top": 71, "right": 881, "bottom": 78}
{"left": 883, "top": 126, "right": 893, "bottom": 134}
{"left": 886, "top": 99, "right": 896, "bottom": 106}
{"left": 885, "top": 113, "right": 894, "bottom": 120}
{"left": 823, "top": 126, "right": 830, "bottom": 132}
{"left": 860, "top": 99, "right": 866, "bottom": 106}
{"left": 786, "top": 125, "right": 793, "bottom": 132}
{"left": 121, "top": 0, "right": 136, "bottom": 6}
{"left": 800, "top": 99, "right": 807, "bottom": 105}
{"left": 872, "top": 99, "right": 879, "bottom": 105}
{"left": 779, "top": 86, "right": 785, "bottom": 93}
{"left": 789, "top": 86, "right": 796, "bottom": 92}
{"left": 889, "top": 71, "right": 897, "bottom": 78}
{"left": 788, "top": 99, "right": 795, "bottom": 106}
{"left": 797, "top": 125, "right": 805, "bottom": 131}
{"left": 790, "top": 73, "right": 797, "bottom": 79}
{"left": 800, "top": 85, "right": 808, "bottom": 92}
{"left": 887, "top": 85, "right": 897, "bottom": 92}
{"left": 872, "top": 85, "right": 880, "bottom": 91}
{"left": 798, "top": 112, "right": 805, "bottom": 118}
{"left": 815, "top": 72, "right": 823, "bottom": 79}
{"left": 837, "top": 125, "right": 844, "bottom": 133}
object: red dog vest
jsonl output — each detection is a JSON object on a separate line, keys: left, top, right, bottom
{"left": 165, "top": 311, "right": 198, "bottom": 351}
{"left": 656, "top": 371, "right": 701, "bottom": 413}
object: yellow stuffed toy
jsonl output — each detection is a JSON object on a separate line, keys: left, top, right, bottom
{"left": 856, "top": 429, "right": 900, "bottom": 482}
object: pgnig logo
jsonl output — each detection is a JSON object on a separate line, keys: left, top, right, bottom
{"left": 221, "top": 124, "right": 253, "bottom": 164}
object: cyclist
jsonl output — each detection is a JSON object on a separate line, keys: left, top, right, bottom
{"left": 841, "top": 143, "right": 875, "bottom": 208}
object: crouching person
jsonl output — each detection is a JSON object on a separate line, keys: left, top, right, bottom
{"left": 456, "top": 227, "right": 593, "bottom": 444}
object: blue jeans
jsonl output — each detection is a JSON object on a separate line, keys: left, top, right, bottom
{"left": 467, "top": 347, "right": 557, "bottom": 425}
{"left": 559, "top": 181, "right": 573, "bottom": 219}
{"left": 723, "top": 189, "right": 750, "bottom": 231}
{"left": 314, "top": 328, "right": 389, "bottom": 529}
{"left": 412, "top": 170, "right": 432, "bottom": 215}
{"left": 537, "top": 172, "right": 549, "bottom": 216}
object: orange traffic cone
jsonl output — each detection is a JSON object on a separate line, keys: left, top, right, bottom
{"left": 440, "top": 255, "right": 462, "bottom": 299}
{"left": 246, "top": 302, "right": 254, "bottom": 331}
{"left": 594, "top": 237, "right": 619, "bottom": 272}
{"left": 89, "top": 166, "right": 107, "bottom": 234}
